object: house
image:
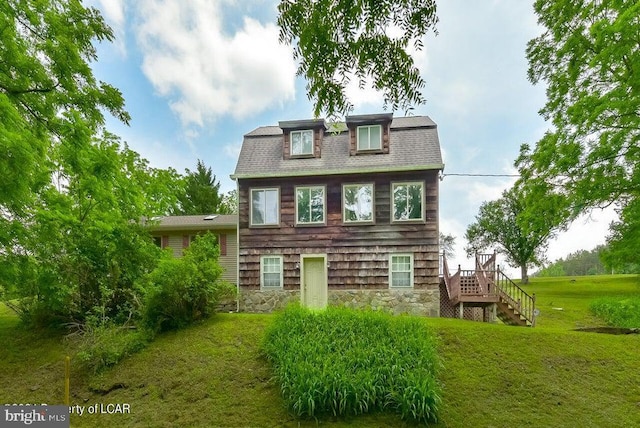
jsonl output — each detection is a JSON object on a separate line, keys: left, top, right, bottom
{"left": 148, "top": 214, "right": 238, "bottom": 285}
{"left": 230, "top": 113, "right": 444, "bottom": 315}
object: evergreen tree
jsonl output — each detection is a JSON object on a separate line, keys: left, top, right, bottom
{"left": 176, "top": 160, "right": 229, "bottom": 215}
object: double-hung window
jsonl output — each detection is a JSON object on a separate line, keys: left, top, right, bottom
{"left": 296, "top": 186, "right": 325, "bottom": 224}
{"left": 389, "top": 254, "right": 414, "bottom": 288}
{"left": 291, "top": 130, "right": 313, "bottom": 156}
{"left": 343, "top": 183, "right": 374, "bottom": 223}
{"left": 261, "top": 256, "right": 283, "bottom": 289}
{"left": 357, "top": 125, "right": 382, "bottom": 151}
{"left": 251, "top": 188, "right": 279, "bottom": 226}
{"left": 392, "top": 182, "right": 424, "bottom": 221}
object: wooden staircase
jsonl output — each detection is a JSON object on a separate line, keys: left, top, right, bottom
{"left": 441, "top": 252, "right": 536, "bottom": 327}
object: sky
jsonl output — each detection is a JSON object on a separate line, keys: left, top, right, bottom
{"left": 89, "top": 0, "right": 617, "bottom": 278}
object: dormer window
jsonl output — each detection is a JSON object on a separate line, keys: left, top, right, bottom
{"left": 357, "top": 125, "right": 382, "bottom": 151}
{"left": 291, "top": 130, "right": 313, "bottom": 156}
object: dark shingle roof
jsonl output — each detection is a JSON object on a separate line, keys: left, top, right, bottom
{"left": 232, "top": 116, "right": 443, "bottom": 180}
{"left": 147, "top": 214, "right": 237, "bottom": 232}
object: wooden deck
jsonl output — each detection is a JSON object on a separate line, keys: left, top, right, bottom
{"left": 441, "top": 252, "right": 536, "bottom": 327}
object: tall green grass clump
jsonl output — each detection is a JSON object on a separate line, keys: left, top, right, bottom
{"left": 590, "top": 296, "right": 640, "bottom": 328}
{"left": 262, "top": 305, "right": 441, "bottom": 424}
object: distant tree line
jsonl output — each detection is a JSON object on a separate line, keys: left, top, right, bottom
{"left": 534, "top": 246, "right": 640, "bottom": 277}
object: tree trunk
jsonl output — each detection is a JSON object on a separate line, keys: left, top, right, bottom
{"left": 520, "top": 265, "right": 529, "bottom": 284}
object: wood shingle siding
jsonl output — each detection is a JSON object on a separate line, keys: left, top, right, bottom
{"left": 237, "top": 170, "right": 439, "bottom": 290}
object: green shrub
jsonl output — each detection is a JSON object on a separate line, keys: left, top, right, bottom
{"left": 262, "top": 305, "right": 441, "bottom": 424}
{"left": 142, "top": 233, "right": 235, "bottom": 333}
{"left": 75, "top": 324, "right": 151, "bottom": 373}
{"left": 590, "top": 297, "right": 640, "bottom": 328}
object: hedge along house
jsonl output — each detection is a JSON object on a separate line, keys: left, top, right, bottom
{"left": 231, "top": 113, "right": 444, "bottom": 315}
{"left": 148, "top": 214, "right": 238, "bottom": 285}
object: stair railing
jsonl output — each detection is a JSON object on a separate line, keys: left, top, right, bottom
{"left": 494, "top": 268, "right": 537, "bottom": 326}
{"left": 441, "top": 253, "right": 460, "bottom": 301}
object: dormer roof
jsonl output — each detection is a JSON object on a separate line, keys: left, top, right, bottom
{"left": 278, "top": 118, "right": 327, "bottom": 131}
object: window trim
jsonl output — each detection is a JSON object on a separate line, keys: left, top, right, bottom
{"left": 250, "top": 187, "right": 280, "bottom": 227}
{"left": 290, "top": 129, "right": 314, "bottom": 156}
{"left": 391, "top": 181, "right": 425, "bottom": 222}
{"left": 342, "top": 183, "right": 375, "bottom": 224}
{"left": 356, "top": 125, "right": 382, "bottom": 151}
{"left": 260, "top": 255, "right": 284, "bottom": 290}
{"left": 389, "top": 253, "right": 414, "bottom": 288}
{"left": 295, "top": 185, "right": 326, "bottom": 226}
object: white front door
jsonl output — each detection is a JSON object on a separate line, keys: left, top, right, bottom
{"left": 301, "top": 255, "right": 327, "bottom": 309}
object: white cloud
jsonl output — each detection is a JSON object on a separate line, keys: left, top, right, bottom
{"left": 134, "top": 0, "right": 296, "bottom": 126}
{"left": 95, "top": 0, "right": 127, "bottom": 55}
{"left": 223, "top": 143, "right": 242, "bottom": 159}
{"left": 97, "top": 0, "right": 125, "bottom": 28}
{"left": 546, "top": 208, "right": 618, "bottom": 263}
{"left": 464, "top": 178, "right": 515, "bottom": 206}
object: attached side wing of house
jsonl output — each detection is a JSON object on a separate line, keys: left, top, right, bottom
{"left": 149, "top": 214, "right": 238, "bottom": 285}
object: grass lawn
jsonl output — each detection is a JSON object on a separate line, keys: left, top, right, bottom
{"left": 1, "top": 275, "right": 639, "bottom": 427}
{"left": 520, "top": 274, "right": 640, "bottom": 329}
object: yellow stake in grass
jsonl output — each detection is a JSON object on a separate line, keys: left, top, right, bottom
{"left": 65, "top": 356, "right": 70, "bottom": 406}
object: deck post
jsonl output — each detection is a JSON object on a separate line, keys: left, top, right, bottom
{"left": 532, "top": 293, "right": 537, "bottom": 327}
{"left": 458, "top": 302, "right": 464, "bottom": 319}
{"left": 492, "top": 303, "right": 497, "bottom": 322}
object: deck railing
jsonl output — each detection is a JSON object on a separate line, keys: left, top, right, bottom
{"left": 494, "top": 268, "right": 536, "bottom": 326}
{"left": 475, "top": 253, "right": 497, "bottom": 296}
{"left": 477, "top": 252, "right": 496, "bottom": 272}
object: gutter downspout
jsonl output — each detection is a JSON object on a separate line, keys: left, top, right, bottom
{"left": 235, "top": 180, "right": 240, "bottom": 313}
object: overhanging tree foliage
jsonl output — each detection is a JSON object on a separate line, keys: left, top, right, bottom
{"left": 0, "top": 0, "right": 129, "bottom": 214}
{"left": 465, "top": 188, "right": 562, "bottom": 283}
{"left": 600, "top": 197, "right": 640, "bottom": 274}
{"left": 278, "top": 0, "right": 438, "bottom": 118}
{"left": 516, "top": 0, "right": 640, "bottom": 261}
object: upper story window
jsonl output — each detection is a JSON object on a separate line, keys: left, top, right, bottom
{"left": 357, "top": 125, "right": 382, "bottom": 151}
{"left": 296, "top": 185, "right": 325, "bottom": 225}
{"left": 251, "top": 188, "right": 279, "bottom": 226}
{"left": 291, "top": 130, "right": 313, "bottom": 156}
{"left": 343, "top": 183, "right": 374, "bottom": 223}
{"left": 392, "top": 182, "right": 424, "bottom": 221}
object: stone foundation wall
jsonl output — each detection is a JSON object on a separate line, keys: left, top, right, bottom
{"left": 239, "top": 290, "right": 301, "bottom": 313}
{"left": 239, "top": 288, "right": 440, "bottom": 317}
{"left": 329, "top": 289, "right": 440, "bottom": 317}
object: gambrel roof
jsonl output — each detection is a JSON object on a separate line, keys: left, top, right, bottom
{"left": 231, "top": 115, "right": 443, "bottom": 180}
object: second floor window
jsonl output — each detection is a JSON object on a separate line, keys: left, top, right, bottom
{"left": 343, "top": 184, "right": 374, "bottom": 222}
{"left": 357, "top": 125, "right": 382, "bottom": 151}
{"left": 251, "top": 188, "right": 279, "bottom": 225}
{"left": 291, "top": 130, "right": 313, "bottom": 155}
{"left": 392, "top": 182, "right": 424, "bottom": 221}
{"left": 296, "top": 186, "right": 325, "bottom": 224}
